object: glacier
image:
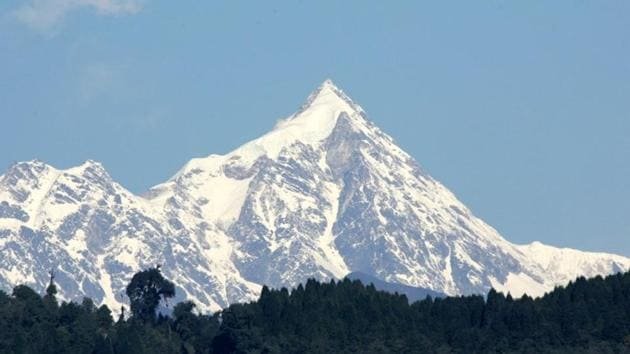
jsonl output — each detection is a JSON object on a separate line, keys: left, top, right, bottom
{"left": 1, "top": 79, "right": 629, "bottom": 312}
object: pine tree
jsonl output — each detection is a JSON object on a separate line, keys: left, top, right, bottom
{"left": 43, "top": 269, "right": 59, "bottom": 312}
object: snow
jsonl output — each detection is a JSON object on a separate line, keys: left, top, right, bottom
{"left": 64, "top": 159, "right": 104, "bottom": 175}
{"left": 1, "top": 265, "right": 35, "bottom": 287}
{"left": 96, "top": 253, "right": 119, "bottom": 311}
{"left": 1, "top": 79, "right": 629, "bottom": 313}
{"left": 201, "top": 174, "right": 252, "bottom": 225}
{"left": 114, "top": 237, "right": 144, "bottom": 270}
{"left": 315, "top": 180, "right": 350, "bottom": 279}
{"left": 66, "top": 229, "right": 87, "bottom": 259}
{"left": 23, "top": 164, "right": 62, "bottom": 228}
{"left": 224, "top": 79, "right": 364, "bottom": 165}
{"left": 490, "top": 272, "right": 550, "bottom": 298}
{"left": 148, "top": 156, "right": 252, "bottom": 229}
{"left": 516, "top": 241, "right": 630, "bottom": 285}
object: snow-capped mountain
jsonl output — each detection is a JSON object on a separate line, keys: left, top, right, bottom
{"left": 0, "top": 160, "right": 259, "bottom": 311}
{"left": 1, "top": 80, "right": 629, "bottom": 312}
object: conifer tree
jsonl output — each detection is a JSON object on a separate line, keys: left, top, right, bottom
{"left": 43, "top": 269, "right": 58, "bottom": 311}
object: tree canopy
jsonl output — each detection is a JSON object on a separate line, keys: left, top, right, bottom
{"left": 125, "top": 267, "right": 175, "bottom": 322}
{"left": 0, "top": 268, "right": 628, "bottom": 353}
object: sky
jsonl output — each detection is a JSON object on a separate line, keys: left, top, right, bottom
{"left": 0, "top": 1, "right": 629, "bottom": 256}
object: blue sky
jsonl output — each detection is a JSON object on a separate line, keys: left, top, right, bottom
{"left": 1, "top": 1, "right": 629, "bottom": 256}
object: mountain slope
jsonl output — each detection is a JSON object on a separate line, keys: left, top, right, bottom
{"left": 0, "top": 160, "right": 259, "bottom": 311}
{"left": 346, "top": 271, "right": 445, "bottom": 302}
{"left": 1, "top": 79, "right": 629, "bottom": 312}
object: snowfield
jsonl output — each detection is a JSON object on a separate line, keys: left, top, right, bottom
{"left": 1, "top": 80, "right": 628, "bottom": 312}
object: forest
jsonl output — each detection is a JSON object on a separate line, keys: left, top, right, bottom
{"left": 0, "top": 268, "right": 629, "bottom": 353}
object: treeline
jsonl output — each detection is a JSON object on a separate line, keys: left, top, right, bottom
{"left": 0, "top": 269, "right": 629, "bottom": 353}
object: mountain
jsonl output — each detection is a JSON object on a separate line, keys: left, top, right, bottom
{"left": 0, "top": 160, "right": 259, "bottom": 311}
{"left": 346, "top": 272, "right": 445, "bottom": 302}
{"left": 1, "top": 79, "right": 629, "bottom": 312}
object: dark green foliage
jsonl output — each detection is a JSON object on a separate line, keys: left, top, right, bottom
{"left": 125, "top": 267, "right": 175, "bottom": 322}
{"left": 0, "top": 270, "right": 629, "bottom": 353}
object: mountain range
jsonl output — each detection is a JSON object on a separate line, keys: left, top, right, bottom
{"left": 1, "top": 79, "right": 628, "bottom": 312}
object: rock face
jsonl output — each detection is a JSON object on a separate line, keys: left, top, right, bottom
{"left": 1, "top": 80, "right": 629, "bottom": 312}
{"left": 0, "top": 160, "right": 259, "bottom": 311}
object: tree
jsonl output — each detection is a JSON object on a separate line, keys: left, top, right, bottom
{"left": 173, "top": 301, "right": 198, "bottom": 352}
{"left": 43, "top": 269, "right": 59, "bottom": 311}
{"left": 1, "top": 267, "right": 629, "bottom": 353}
{"left": 96, "top": 304, "right": 113, "bottom": 331}
{"left": 125, "top": 267, "right": 175, "bottom": 322}
{"left": 45, "top": 270, "right": 58, "bottom": 298}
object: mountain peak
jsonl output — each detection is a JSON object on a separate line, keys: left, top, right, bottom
{"left": 218, "top": 79, "right": 368, "bottom": 164}
{"left": 320, "top": 78, "right": 337, "bottom": 89}
{"left": 12, "top": 159, "right": 51, "bottom": 172}
{"left": 79, "top": 159, "right": 105, "bottom": 171}
{"left": 2, "top": 159, "right": 54, "bottom": 185}
{"left": 3, "top": 80, "right": 630, "bottom": 314}
{"left": 299, "top": 79, "right": 363, "bottom": 116}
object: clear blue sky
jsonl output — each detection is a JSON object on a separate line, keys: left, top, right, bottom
{"left": 1, "top": 1, "right": 628, "bottom": 256}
